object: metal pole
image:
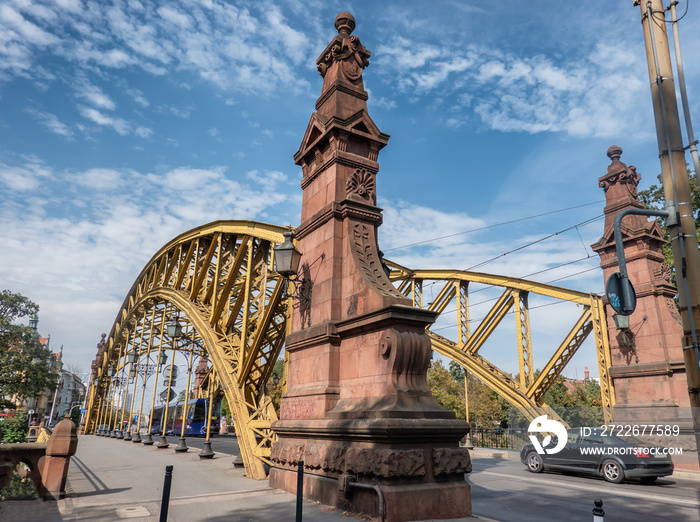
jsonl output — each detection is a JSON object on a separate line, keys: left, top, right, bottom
{"left": 159, "top": 465, "right": 174, "bottom": 522}
{"left": 175, "top": 349, "right": 194, "bottom": 453}
{"left": 144, "top": 311, "right": 167, "bottom": 445}
{"left": 637, "top": 0, "right": 700, "bottom": 467}
{"left": 669, "top": 1, "right": 700, "bottom": 187}
{"left": 199, "top": 383, "right": 215, "bottom": 459}
{"left": 124, "top": 352, "right": 141, "bottom": 442}
{"left": 296, "top": 460, "right": 304, "bottom": 522}
{"left": 134, "top": 307, "right": 157, "bottom": 442}
{"left": 116, "top": 339, "right": 134, "bottom": 439}
{"left": 48, "top": 372, "right": 61, "bottom": 426}
{"left": 158, "top": 332, "right": 178, "bottom": 449}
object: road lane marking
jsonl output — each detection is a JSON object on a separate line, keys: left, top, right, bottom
{"left": 472, "top": 470, "right": 700, "bottom": 508}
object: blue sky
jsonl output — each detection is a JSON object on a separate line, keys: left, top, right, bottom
{"left": 2, "top": 0, "right": 699, "bottom": 384}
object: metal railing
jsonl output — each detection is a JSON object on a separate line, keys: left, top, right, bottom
{"left": 468, "top": 428, "right": 529, "bottom": 450}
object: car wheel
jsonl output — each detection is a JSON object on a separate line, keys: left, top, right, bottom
{"left": 639, "top": 476, "right": 658, "bottom": 484}
{"left": 526, "top": 452, "right": 544, "bottom": 473}
{"left": 602, "top": 460, "right": 624, "bottom": 483}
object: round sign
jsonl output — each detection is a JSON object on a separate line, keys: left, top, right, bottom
{"left": 606, "top": 272, "right": 636, "bottom": 316}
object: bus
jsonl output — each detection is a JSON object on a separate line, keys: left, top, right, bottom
{"left": 149, "top": 397, "right": 221, "bottom": 436}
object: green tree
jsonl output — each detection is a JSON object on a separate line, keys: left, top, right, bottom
{"left": 540, "top": 372, "right": 603, "bottom": 427}
{"left": 0, "top": 413, "right": 28, "bottom": 443}
{"left": 0, "top": 290, "right": 58, "bottom": 408}
{"left": 427, "top": 360, "right": 507, "bottom": 428}
{"left": 639, "top": 172, "right": 700, "bottom": 288}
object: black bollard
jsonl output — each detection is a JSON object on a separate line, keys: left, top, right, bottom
{"left": 159, "top": 465, "right": 174, "bottom": 522}
{"left": 296, "top": 460, "right": 304, "bottom": 522}
{"left": 593, "top": 499, "right": 604, "bottom": 522}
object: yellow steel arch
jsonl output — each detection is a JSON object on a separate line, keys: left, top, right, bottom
{"left": 385, "top": 262, "right": 615, "bottom": 425}
{"left": 83, "top": 219, "right": 615, "bottom": 479}
{"left": 84, "top": 220, "right": 288, "bottom": 480}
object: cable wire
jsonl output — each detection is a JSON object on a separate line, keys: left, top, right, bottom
{"left": 384, "top": 200, "right": 604, "bottom": 253}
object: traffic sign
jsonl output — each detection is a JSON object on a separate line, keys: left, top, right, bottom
{"left": 159, "top": 388, "right": 176, "bottom": 403}
{"left": 606, "top": 272, "right": 636, "bottom": 316}
{"left": 81, "top": 408, "right": 86, "bottom": 414}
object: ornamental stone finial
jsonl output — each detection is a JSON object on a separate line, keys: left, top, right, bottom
{"left": 316, "top": 12, "right": 370, "bottom": 79}
{"left": 607, "top": 145, "right": 623, "bottom": 163}
{"left": 335, "top": 12, "right": 355, "bottom": 34}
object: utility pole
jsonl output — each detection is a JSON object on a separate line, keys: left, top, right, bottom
{"left": 636, "top": 0, "right": 700, "bottom": 466}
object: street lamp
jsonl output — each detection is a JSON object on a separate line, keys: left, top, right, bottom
{"left": 157, "top": 315, "right": 182, "bottom": 449}
{"left": 273, "top": 229, "right": 302, "bottom": 279}
{"left": 167, "top": 317, "right": 182, "bottom": 338}
{"left": 272, "top": 373, "right": 280, "bottom": 386}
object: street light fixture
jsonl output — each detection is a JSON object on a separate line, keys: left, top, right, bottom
{"left": 273, "top": 229, "right": 302, "bottom": 279}
{"left": 167, "top": 316, "right": 182, "bottom": 338}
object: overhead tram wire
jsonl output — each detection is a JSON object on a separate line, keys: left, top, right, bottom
{"left": 414, "top": 212, "right": 604, "bottom": 297}
{"left": 383, "top": 200, "right": 605, "bottom": 253}
{"left": 464, "top": 214, "right": 603, "bottom": 272}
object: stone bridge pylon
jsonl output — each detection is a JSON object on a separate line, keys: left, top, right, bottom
{"left": 267, "top": 13, "right": 472, "bottom": 521}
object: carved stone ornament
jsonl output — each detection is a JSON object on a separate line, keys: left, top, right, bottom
{"left": 317, "top": 12, "right": 371, "bottom": 80}
{"left": 432, "top": 447, "right": 472, "bottom": 476}
{"left": 351, "top": 222, "right": 405, "bottom": 299}
{"left": 653, "top": 262, "right": 673, "bottom": 284}
{"left": 599, "top": 145, "right": 641, "bottom": 198}
{"left": 379, "top": 328, "right": 432, "bottom": 389}
{"left": 346, "top": 168, "right": 375, "bottom": 202}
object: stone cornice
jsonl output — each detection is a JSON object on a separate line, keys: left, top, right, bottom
{"left": 301, "top": 149, "right": 379, "bottom": 190}
{"left": 294, "top": 199, "right": 383, "bottom": 241}
{"left": 609, "top": 360, "right": 686, "bottom": 378}
{"left": 315, "top": 80, "right": 368, "bottom": 111}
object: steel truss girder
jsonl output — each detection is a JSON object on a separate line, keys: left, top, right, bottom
{"left": 386, "top": 263, "right": 615, "bottom": 425}
{"left": 84, "top": 221, "right": 288, "bottom": 480}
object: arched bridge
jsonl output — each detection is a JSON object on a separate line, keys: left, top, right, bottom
{"left": 84, "top": 220, "right": 613, "bottom": 480}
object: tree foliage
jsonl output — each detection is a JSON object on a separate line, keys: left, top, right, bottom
{"left": 0, "top": 413, "right": 28, "bottom": 443}
{"left": 0, "top": 290, "right": 58, "bottom": 407}
{"left": 541, "top": 373, "right": 603, "bottom": 427}
{"left": 639, "top": 172, "right": 700, "bottom": 288}
{"left": 427, "top": 360, "right": 508, "bottom": 428}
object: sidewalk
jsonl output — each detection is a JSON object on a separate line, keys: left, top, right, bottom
{"left": 0, "top": 435, "right": 490, "bottom": 522}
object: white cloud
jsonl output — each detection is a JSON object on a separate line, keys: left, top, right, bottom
{"left": 25, "top": 108, "right": 74, "bottom": 138}
{"left": 134, "top": 126, "right": 152, "bottom": 138}
{"left": 78, "top": 105, "right": 130, "bottom": 135}
{"left": 75, "top": 81, "right": 116, "bottom": 110}
{"left": 0, "top": 156, "right": 295, "bottom": 368}
{"left": 126, "top": 88, "right": 149, "bottom": 107}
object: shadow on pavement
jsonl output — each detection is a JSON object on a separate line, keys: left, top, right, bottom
{"left": 203, "top": 502, "right": 362, "bottom": 522}
{"left": 0, "top": 499, "right": 63, "bottom": 522}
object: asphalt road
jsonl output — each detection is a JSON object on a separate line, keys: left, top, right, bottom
{"left": 469, "top": 456, "right": 700, "bottom": 521}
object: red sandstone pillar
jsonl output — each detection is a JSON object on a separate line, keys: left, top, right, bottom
{"left": 269, "top": 13, "right": 471, "bottom": 521}
{"left": 39, "top": 415, "right": 78, "bottom": 499}
{"left": 591, "top": 146, "right": 694, "bottom": 464}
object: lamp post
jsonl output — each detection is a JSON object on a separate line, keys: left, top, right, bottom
{"left": 123, "top": 350, "right": 140, "bottom": 441}
{"left": 144, "top": 322, "right": 168, "bottom": 445}
{"left": 175, "top": 346, "right": 194, "bottom": 453}
{"left": 157, "top": 315, "right": 182, "bottom": 449}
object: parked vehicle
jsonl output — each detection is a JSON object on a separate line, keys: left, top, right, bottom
{"left": 520, "top": 428, "right": 674, "bottom": 483}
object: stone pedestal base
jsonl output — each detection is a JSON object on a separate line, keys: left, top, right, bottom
{"left": 270, "top": 417, "right": 472, "bottom": 521}
{"left": 269, "top": 466, "right": 471, "bottom": 521}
